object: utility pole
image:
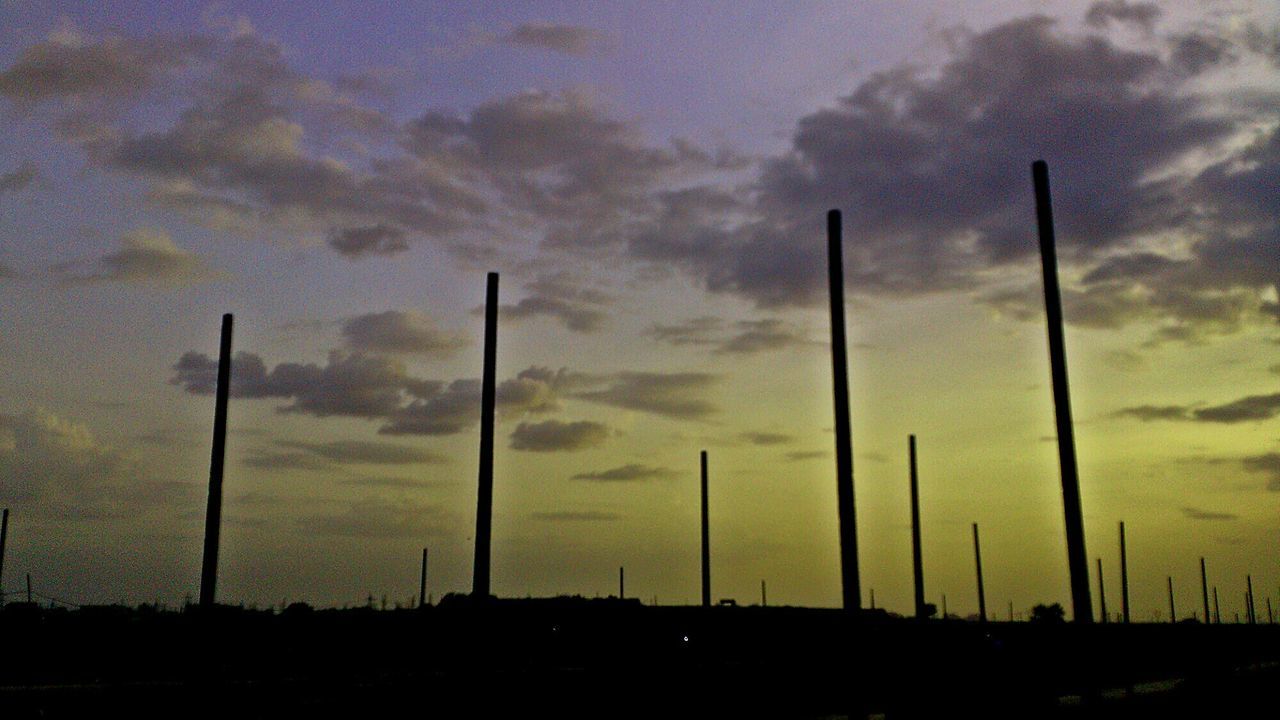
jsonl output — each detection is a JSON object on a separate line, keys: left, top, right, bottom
{"left": 827, "top": 209, "right": 861, "bottom": 612}
{"left": 200, "top": 313, "right": 233, "bottom": 608}
{"left": 473, "top": 273, "right": 498, "bottom": 601}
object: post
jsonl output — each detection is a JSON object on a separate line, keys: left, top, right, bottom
{"left": 473, "top": 272, "right": 498, "bottom": 600}
{"left": 200, "top": 313, "right": 233, "bottom": 608}
{"left": 827, "top": 209, "right": 861, "bottom": 611}
{"left": 700, "top": 450, "right": 710, "bottom": 608}
{"left": 1032, "top": 160, "right": 1092, "bottom": 623}
{"left": 973, "top": 523, "right": 987, "bottom": 623}
{"left": 1213, "top": 586, "right": 1220, "bottom": 624}
{"left": 941, "top": 594, "right": 947, "bottom": 620}
{"left": 0, "top": 508, "right": 8, "bottom": 605}
{"left": 908, "top": 435, "right": 926, "bottom": 620}
{"left": 1167, "top": 576, "right": 1176, "bottom": 623}
{"left": 1119, "top": 522, "right": 1130, "bottom": 624}
{"left": 419, "top": 547, "right": 428, "bottom": 609}
{"left": 1096, "top": 558, "right": 1107, "bottom": 623}
{"left": 619, "top": 566, "right": 625, "bottom": 599}
{"left": 1199, "top": 558, "right": 1209, "bottom": 624}
{"left": 1247, "top": 575, "right": 1256, "bottom": 624}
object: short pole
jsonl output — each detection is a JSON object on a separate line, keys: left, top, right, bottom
{"left": 973, "top": 523, "right": 987, "bottom": 623}
{"left": 1119, "top": 521, "right": 1130, "bottom": 624}
{"left": 419, "top": 547, "right": 428, "bottom": 609}
{"left": 1096, "top": 558, "right": 1107, "bottom": 623}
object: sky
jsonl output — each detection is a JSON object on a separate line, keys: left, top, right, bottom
{"left": 1, "top": 1, "right": 1277, "bottom": 620}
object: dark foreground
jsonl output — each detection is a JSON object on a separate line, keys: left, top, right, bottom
{"left": 3, "top": 598, "right": 1278, "bottom": 718}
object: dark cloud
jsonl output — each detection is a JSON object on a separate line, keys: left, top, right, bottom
{"left": 498, "top": 274, "right": 612, "bottom": 333}
{"left": 501, "top": 23, "right": 608, "bottom": 57}
{"left": 1111, "top": 405, "right": 1192, "bottom": 422}
{"left": 646, "top": 316, "right": 817, "bottom": 355}
{"left": 341, "top": 310, "right": 468, "bottom": 356}
{"left": 571, "top": 464, "right": 675, "bottom": 482}
{"left": 509, "top": 419, "right": 610, "bottom": 452}
{"left": 297, "top": 497, "right": 451, "bottom": 538}
{"left": 1193, "top": 393, "right": 1280, "bottom": 423}
{"left": 1181, "top": 506, "right": 1238, "bottom": 521}
{"left": 571, "top": 371, "right": 718, "bottom": 419}
{"left": 740, "top": 432, "right": 795, "bottom": 446}
{"left": 785, "top": 450, "right": 828, "bottom": 461}
{"left": 532, "top": 511, "right": 621, "bottom": 522}
{"left": 1084, "top": 1, "right": 1162, "bottom": 32}
{"left": 278, "top": 439, "right": 445, "bottom": 465}
{"left": 1241, "top": 453, "right": 1280, "bottom": 491}
{"left": 0, "top": 161, "right": 38, "bottom": 192}
{"left": 53, "top": 228, "right": 223, "bottom": 286}
{"left": 328, "top": 224, "right": 408, "bottom": 258}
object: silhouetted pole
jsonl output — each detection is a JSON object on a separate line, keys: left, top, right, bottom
{"left": 941, "top": 594, "right": 947, "bottom": 620}
{"left": 761, "top": 580, "right": 767, "bottom": 607}
{"left": 1247, "top": 575, "right": 1256, "bottom": 624}
{"left": 1167, "top": 576, "right": 1176, "bottom": 623}
{"left": 827, "top": 209, "right": 861, "bottom": 612}
{"left": 1119, "top": 522, "right": 1130, "bottom": 624}
{"left": 419, "top": 547, "right": 428, "bottom": 609}
{"left": 1267, "top": 597, "right": 1273, "bottom": 625}
{"left": 0, "top": 508, "right": 8, "bottom": 605}
{"left": 473, "top": 272, "right": 498, "bottom": 600}
{"left": 199, "top": 313, "right": 233, "bottom": 608}
{"left": 1199, "top": 558, "right": 1209, "bottom": 624}
{"left": 1096, "top": 558, "right": 1107, "bottom": 623}
{"left": 1032, "top": 160, "right": 1092, "bottom": 624}
{"left": 619, "top": 566, "right": 624, "bottom": 599}
{"left": 700, "top": 450, "right": 710, "bottom": 608}
{"left": 908, "top": 435, "right": 926, "bottom": 619}
{"left": 1008, "top": 600, "right": 1014, "bottom": 622}
{"left": 1213, "top": 586, "right": 1220, "bottom": 624}
{"left": 973, "top": 523, "right": 987, "bottom": 623}
{"left": 26, "top": 573, "right": 32, "bottom": 604}
{"left": 869, "top": 588, "right": 875, "bottom": 610}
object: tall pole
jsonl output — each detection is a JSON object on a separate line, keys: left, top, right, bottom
{"left": 199, "top": 313, "right": 233, "bottom": 608}
{"left": 619, "top": 566, "right": 625, "bottom": 599}
{"left": 419, "top": 547, "right": 428, "bottom": 609}
{"left": 1032, "top": 160, "right": 1092, "bottom": 623}
{"left": 1199, "top": 558, "right": 1209, "bottom": 624}
{"left": 473, "top": 272, "right": 498, "bottom": 600}
{"left": 1167, "top": 576, "right": 1176, "bottom": 623}
{"left": 973, "top": 522, "right": 987, "bottom": 623}
{"left": 701, "top": 450, "right": 711, "bottom": 608}
{"left": 1247, "top": 575, "right": 1256, "bottom": 624}
{"left": 1096, "top": 558, "right": 1107, "bottom": 623}
{"left": 942, "top": 594, "right": 947, "bottom": 620}
{"left": 1119, "top": 522, "right": 1130, "bottom": 624}
{"left": 827, "top": 209, "right": 861, "bottom": 611}
{"left": 1213, "top": 586, "right": 1220, "bottom": 624}
{"left": 0, "top": 508, "right": 8, "bottom": 605}
{"left": 908, "top": 435, "right": 926, "bottom": 619}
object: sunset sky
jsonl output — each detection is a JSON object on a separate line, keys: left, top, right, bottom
{"left": 2, "top": 1, "right": 1277, "bottom": 620}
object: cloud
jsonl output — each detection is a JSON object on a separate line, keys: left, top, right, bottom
{"left": 646, "top": 316, "right": 817, "bottom": 355}
{"left": 785, "top": 450, "right": 828, "bottom": 461}
{"left": 1181, "top": 506, "right": 1238, "bottom": 521}
{"left": 509, "top": 419, "right": 610, "bottom": 452}
{"left": 1241, "top": 453, "right": 1280, "bottom": 491}
{"left": 740, "top": 432, "right": 795, "bottom": 446}
{"left": 53, "top": 228, "right": 223, "bottom": 286}
{"left": 0, "top": 161, "right": 38, "bottom": 192}
{"left": 532, "top": 511, "right": 621, "bottom": 522}
{"left": 1112, "top": 393, "right": 1280, "bottom": 424}
{"left": 341, "top": 310, "right": 468, "bottom": 356}
{"left": 571, "top": 464, "right": 675, "bottom": 482}
{"left": 0, "top": 408, "right": 193, "bottom": 519}
{"left": 571, "top": 371, "right": 718, "bottom": 419}
{"left": 297, "top": 497, "right": 451, "bottom": 538}
{"left": 501, "top": 23, "right": 608, "bottom": 57}
{"left": 498, "top": 274, "right": 612, "bottom": 333}
{"left": 1084, "top": 1, "right": 1162, "bottom": 32}
{"left": 328, "top": 224, "right": 408, "bottom": 258}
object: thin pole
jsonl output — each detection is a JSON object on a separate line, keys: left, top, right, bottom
{"left": 700, "top": 450, "right": 710, "bottom": 608}
{"left": 1213, "top": 586, "right": 1220, "bottom": 624}
{"left": 1200, "top": 558, "right": 1210, "bottom": 624}
{"left": 473, "top": 272, "right": 498, "bottom": 600}
{"left": 1096, "top": 558, "right": 1107, "bottom": 623}
{"left": 0, "top": 508, "right": 8, "bottom": 605}
{"left": 973, "top": 523, "right": 987, "bottom": 623}
{"left": 1032, "top": 160, "right": 1092, "bottom": 623}
{"left": 1009, "top": 600, "right": 1014, "bottom": 622}
{"left": 1247, "top": 575, "right": 1256, "bottom": 624}
{"left": 419, "top": 547, "right": 428, "bottom": 609}
{"left": 1168, "top": 576, "right": 1176, "bottom": 623}
{"left": 199, "top": 313, "right": 233, "bottom": 608}
{"left": 619, "top": 566, "right": 625, "bottom": 599}
{"left": 869, "top": 588, "right": 875, "bottom": 610}
{"left": 761, "top": 580, "right": 767, "bottom": 607}
{"left": 1267, "top": 598, "right": 1273, "bottom": 624}
{"left": 1119, "top": 522, "right": 1130, "bottom": 624}
{"left": 941, "top": 593, "right": 947, "bottom": 620}
{"left": 827, "top": 209, "right": 861, "bottom": 611}
{"left": 908, "top": 435, "right": 926, "bottom": 619}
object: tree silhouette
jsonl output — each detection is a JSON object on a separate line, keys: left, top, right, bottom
{"left": 1029, "top": 603, "right": 1065, "bottom": 624}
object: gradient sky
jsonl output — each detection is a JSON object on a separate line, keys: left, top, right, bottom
{"left": 1, "top": 1, "right": 1277, "bottom": 620}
